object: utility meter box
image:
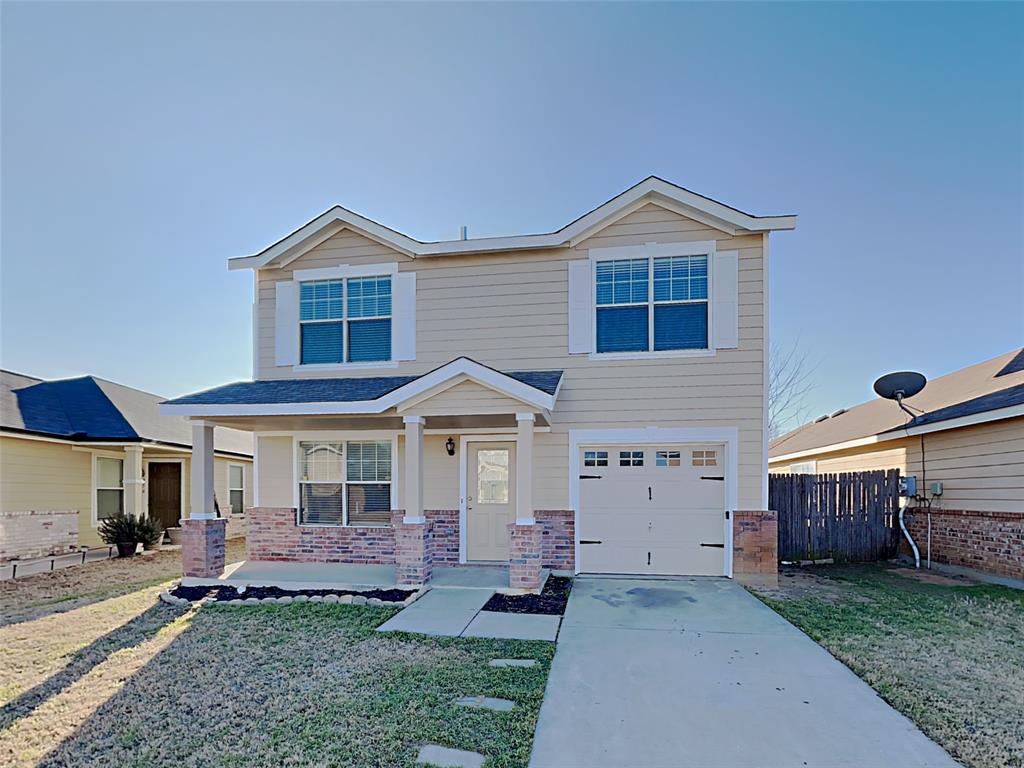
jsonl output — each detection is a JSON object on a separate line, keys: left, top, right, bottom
{"left": 930, "top": 481, "right": 943, "bottom": 496}
{"left": 899, "top": 475, "right": 917, "bottom": 497}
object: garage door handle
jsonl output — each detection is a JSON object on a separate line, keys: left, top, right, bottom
{"left": 579, "top": 474, "right": 602, "bottom": 480}
{"left": 580, "top": 539, "right": 603, "bottom": 545}
{"left": 701, "top": 543, "right": 725, "bottom": 548}
{"left": 701, "top": 476, "right": 725, "bottom": 481}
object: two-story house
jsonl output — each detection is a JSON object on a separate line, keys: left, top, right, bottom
{"left": 162, "top": 177, "right": 795, "bottom": 589}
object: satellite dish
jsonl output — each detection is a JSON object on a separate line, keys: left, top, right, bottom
{"left": 873, "top": 371, "right": 927, "bottom": 401}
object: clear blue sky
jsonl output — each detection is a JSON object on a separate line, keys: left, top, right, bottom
{"left": 2, "top": 2, "right": 1022, "bottom": 430}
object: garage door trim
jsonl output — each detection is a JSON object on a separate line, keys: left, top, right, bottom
{"left": 569, "top": 427, "right": 738, "bottom": 577}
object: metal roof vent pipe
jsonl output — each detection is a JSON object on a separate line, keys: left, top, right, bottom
{"left": 873, "top": 371, "right": 928, "bottom": 568}
{"left": 460, "top": 225, "right": 468, "bottom": 241}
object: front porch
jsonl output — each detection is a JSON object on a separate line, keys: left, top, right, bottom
{"left": 162, "top": 358, "right": 569, "bottom": 592}
{"left": 183, "top": 559, "right": 551, "bottom": 594}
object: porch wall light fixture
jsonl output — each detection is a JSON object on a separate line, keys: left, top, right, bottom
{"left": 445, "top": 437, "right": 456, "bottom": 456}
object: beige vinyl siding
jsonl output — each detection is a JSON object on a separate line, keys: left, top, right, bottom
{"left": 768, "top": 417, "right": 1024, "bottom": 514}
{"left": 254, "top": 202, "right": 767, "bottom": 510}
{"left": 1, "top": 436, "right": 94, "bottom": 543}
{"left": 402, "top": 380, "right": 542, "bottom": 417}
{"left": 257, "top": 435, "right": 296, "bottom": 508}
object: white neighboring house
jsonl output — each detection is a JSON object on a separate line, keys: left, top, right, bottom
{"left": 162, "top": 176, "right": 796, "bottom": 588}
{"left": 1, "top": 370, "right": 253, "bottom": 561}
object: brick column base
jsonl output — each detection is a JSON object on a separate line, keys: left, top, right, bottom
{"left": 182, "top": 518, "right": 227, "bottom": 578}
{"left": 509, "top": 523, "right": 543, "bottom": 591}
{"left": 394, "top": 513, "right": 431, "bottom": 586}
{"left": 733, "top": 510, "right": 778, "bottom": 587}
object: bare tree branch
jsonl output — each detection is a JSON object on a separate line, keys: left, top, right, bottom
{"left": 768, "top": 338, "right": 817, "bottom": 439}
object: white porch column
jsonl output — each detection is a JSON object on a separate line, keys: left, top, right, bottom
{"left": 403, "top": 416, "right": 425, "bottom": 524}
{"left": 516, "top": 413, "right": 536, "bottom": 525}
{"left": 123, "top": 445, "right": 144, "bottom": 517}
{"left": 190, "top": 421, "right": 216, "bottom": 520}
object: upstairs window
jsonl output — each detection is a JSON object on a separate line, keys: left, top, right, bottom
{"left": 300, "top": 276, "right": 391, "bottom": 365}
{"left": 595, "top": 254, "right": 709, "bottom": 354}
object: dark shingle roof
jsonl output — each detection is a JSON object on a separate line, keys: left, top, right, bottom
{"left": 165, "top": 369, "right": 564, "bottom": 406}
{"left": 887, "top": 383, "right": 1024, "bottom": 431}
{"left": 1, "top": 371, "right": 252, "bottom": 455}
{"left": 996, "top": 349, "right": 1024, "bottom": 377}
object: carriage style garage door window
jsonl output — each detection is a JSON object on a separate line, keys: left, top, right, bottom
{"left": 577, "top": 444, "right": 727, "bottom": 576}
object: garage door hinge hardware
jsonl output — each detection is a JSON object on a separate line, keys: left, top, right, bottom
{"left": 725, "top": 510, "right": 730, "bottom": 520}
{"left": 579, "top": 474, "right": 602, "bottom": 480}
{"left": 701, "top": 476, "right": 725, "bottom": 481}
{"left": 701, "top": 543, "right": 725, "bottom": 548}
{"left": 648, "top": 486, "right": 652, "bottom": 500}
{"left": 647, "top": 552, "right": 651, "bottom": 565}
{"left": 580, "top": 539, "right": 603, "bottom": 545}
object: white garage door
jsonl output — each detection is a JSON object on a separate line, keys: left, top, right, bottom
{"left": 578, "top": 444, "right": 727, "bottom": 576}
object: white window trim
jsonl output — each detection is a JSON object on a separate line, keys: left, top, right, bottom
{"left": 227, "top": 462, "right": 246, "bottom": 515}
{"left": 568, "top": 427, "right": 738, "bottom": 578}
{"left": 588, "top": 241, "right": 716, "bottom": 360}
{"left": 91, "top": 450, "right": 126, "bottom": 527}
{"left": 291, "top": 432, "right": 399, "bottom": 528}
{"left": 788, "top": 460, "right": 817, "bottom": 475}
{"left": 293, "top": 262, "right": 399, "bottom": 371}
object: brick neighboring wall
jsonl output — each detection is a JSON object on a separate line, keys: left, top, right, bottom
{"left": 536, "top": 510, "right": 574, "bottom": 570}
{"left": 733, "top": 510, "right": 778, "bottom": 585}
{"left": 902, "top": 508, "right": 1023, "bottom": 579}
{"left": 0, "top": 510, "right": 79, "bottom": 562}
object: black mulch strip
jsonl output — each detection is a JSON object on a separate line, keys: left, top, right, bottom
{"left": 482, "top": 576, "right": 573, "bottom": 616}
{"left": 170, "top": 584, "right": 414, "bottom": 603}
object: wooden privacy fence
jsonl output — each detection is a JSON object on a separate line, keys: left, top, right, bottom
{"left": 769, "top": 469, "right": 902, "bottom": 562}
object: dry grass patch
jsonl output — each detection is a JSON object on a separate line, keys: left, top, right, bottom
{"left": 751, "top": 564, "right": 1024, "bottom": 768}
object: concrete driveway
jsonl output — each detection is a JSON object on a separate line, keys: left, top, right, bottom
{"left": 529, "top": 577, "right": 957, "bottom": 768}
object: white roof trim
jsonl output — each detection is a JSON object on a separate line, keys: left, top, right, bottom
{"left": 159, "top": 358, "right": 558, "bottom": 418}
{"left": 768, "top": 403, "right": 1024, "bottom": 464}
{"left": 229, "top": 176, "right": 796, "bottom": 271}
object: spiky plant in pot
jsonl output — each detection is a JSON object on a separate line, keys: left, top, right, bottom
{"left": 98, "top": 513, "right": 146, "bottom": 557}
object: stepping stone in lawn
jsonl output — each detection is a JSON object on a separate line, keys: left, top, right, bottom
{"left": 488, "top": 658, "right": 536, "bottom": 668}
{"left": 416, "top": 744, "right": 485, "bottom": 768}
{"left": 455, "top": 695, "right": 515, "bottom": 712}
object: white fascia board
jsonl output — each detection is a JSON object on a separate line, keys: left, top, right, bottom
{"left": 768, "top": 403, "right": 1024, "bottom": 464}
{"left": 159, "top": 358, "right": 557, "bottom": 418}
{"left": 230, "top": 178, "right": 797, "bottom": 271}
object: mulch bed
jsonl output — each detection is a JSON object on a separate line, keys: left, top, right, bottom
{"left": 170, "top": 584, "right": 414, "bottom": 603}
{"left": 482, "top": 576, "right": 572, "bottom": 616}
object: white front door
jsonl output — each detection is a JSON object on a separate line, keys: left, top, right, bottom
{"left": 578, "top": 444, "right": 727, "bottom": 576}
{"left": 467, "top": 441, "right": 516, "bottom": 561}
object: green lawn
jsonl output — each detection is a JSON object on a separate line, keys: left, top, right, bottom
{"left": 750, "top": 565, "right": 1024, "bottom": 768}
{"left": 0, "top": 553, "right": 555, "bottom": 768}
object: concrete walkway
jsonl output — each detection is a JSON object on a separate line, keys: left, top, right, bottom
{"left": 378, "top": 588, "right": 561, "bottom": 640}
{"left": 529, "top": 577, "right": 958, "bottom": 768}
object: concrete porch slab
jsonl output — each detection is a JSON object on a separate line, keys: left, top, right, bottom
{"left": 181, "top": 560, "right": 398, "bottom": 591}
{"left": 377, "top": 588, "right": 493, "bottom": 636}
{"left": 431, "top": 565, "right": 551, "bottom": 593}
{"left": 463, "top": 611, "right": 561, "bottom": 641}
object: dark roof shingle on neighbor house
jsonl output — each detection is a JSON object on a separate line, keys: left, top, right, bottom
{"left": 164, "top": 369, "right": 564, "bottom": 406}
{"left": 0, "top": 370, "right": 252, "bottom": 456}
{"left": 769, "top": 349, "right": 1024, "bottom": 459}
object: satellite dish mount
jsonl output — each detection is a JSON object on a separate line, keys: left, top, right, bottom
{"left": 873, "top": 371, "right": 927, "bottom": 421}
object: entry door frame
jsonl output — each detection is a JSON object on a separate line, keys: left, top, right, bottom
{"left": 458, "top": 434, "right": 519, "bottom": 564}
{"left": 144, "top": 457, "right": 186, "bottom": 525}
{"left": 569, "top": 427, "right": 739, "bottom": 578}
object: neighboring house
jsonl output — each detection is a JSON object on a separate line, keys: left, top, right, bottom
{"left": 162, "top": 176, "right": 796, "bottom": 588}
{"left": 0, "top": 371, "right": 254, "bottom": 561}
{"left": 769, "top": 350, "right": 1024, "bottom": 579}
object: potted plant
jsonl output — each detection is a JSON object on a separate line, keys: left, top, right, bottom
{"left": 98, "top": 513, "right": 145, "bottom": 557}
{"left": 139, "top": 518, "right": 164, "bottom": 551}
{"left": 166, "top": 526, "right": 183, "bottom": 545}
